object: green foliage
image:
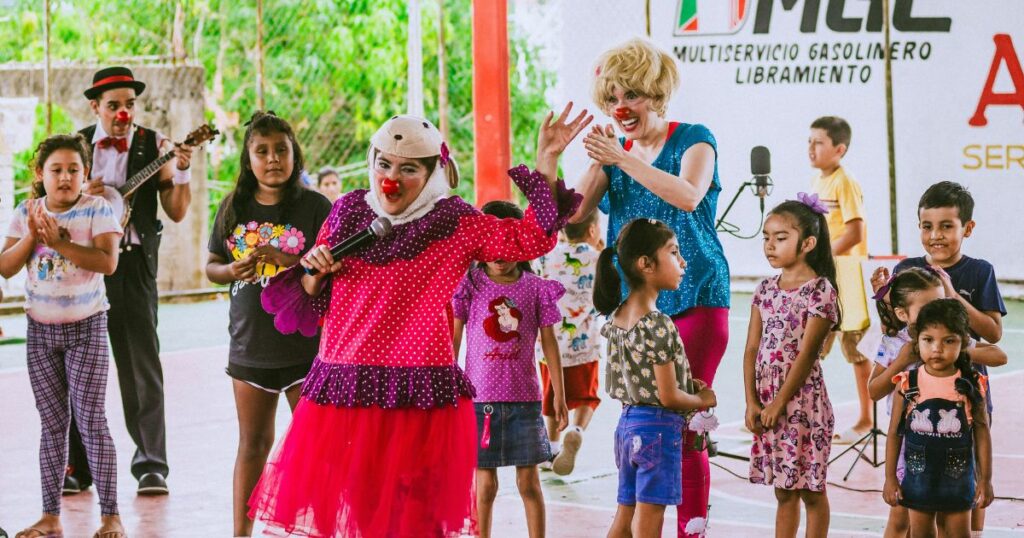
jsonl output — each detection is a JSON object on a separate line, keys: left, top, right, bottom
{"left": 0, "top": 0, "right": 553, "bottom": 220}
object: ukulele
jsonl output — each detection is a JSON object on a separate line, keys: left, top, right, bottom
{"left": 100, "top": 123, "right": 219, "bottom": 228}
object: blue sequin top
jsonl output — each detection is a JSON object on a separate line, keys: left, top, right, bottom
{"left": 599, "top": 122, "right": 731, "bottom": 314}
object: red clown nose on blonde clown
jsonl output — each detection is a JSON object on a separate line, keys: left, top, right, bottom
{"left": 381, "top": 178, "right": 400, "bottom": 195}
{"left": 116, "top": 110, "right": 130, "bottom": 123}
{"left": 613, "top": 108, "right": 631, "bottom": 120}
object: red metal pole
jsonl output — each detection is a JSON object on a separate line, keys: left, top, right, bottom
{"left": 472, "top": 0, "right": 512, "bottom": 206}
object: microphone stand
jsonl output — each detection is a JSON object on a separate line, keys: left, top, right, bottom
{"left": 715, "top": 179, "right": 769, "bottom": 239}
{"left": 828, "top": 399, "right": 887, "bottom": 480}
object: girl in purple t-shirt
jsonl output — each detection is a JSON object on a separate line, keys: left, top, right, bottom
{"left": 452, "top": 200, "right": 568, "bottom": 538}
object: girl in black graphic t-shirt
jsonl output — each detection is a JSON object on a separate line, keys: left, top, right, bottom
{"left": 205, "top": 111, "right": 331, "bottom": 537}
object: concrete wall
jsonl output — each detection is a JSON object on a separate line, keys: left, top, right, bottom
{"left": 0, "top": 64, "right": 209, "bottom": 291}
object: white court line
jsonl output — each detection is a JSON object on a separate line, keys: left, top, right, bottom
{"left": 0, "top": 344, "right": 230, "bottom": 375}
{"left": 545, "top": 499, "right": 882, "bottom": 536}
{"left": 710, "top": 487, "right": 885, "bottom": 522}
{"left": 709, "top": 488, "right": 1023, "bottom": 532}
{"left": 545, "top": 468, "right": 1024, "bottom": 533}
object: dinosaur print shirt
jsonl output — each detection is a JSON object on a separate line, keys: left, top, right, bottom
{"left": 453, "top": 268, "right": 565, "bottom": 402}
{"left": 535, "top": 241, "right": 603, "bottom": 367}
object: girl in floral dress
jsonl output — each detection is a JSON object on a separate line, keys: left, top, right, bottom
{"left": 205, "top": 112, "right": 332, "bottom": 537}
{"left": 248, "top": 112, "right": 585, "bottom": 537}
{"left": 743, "top": 194, "right": 840, "bottom": 538}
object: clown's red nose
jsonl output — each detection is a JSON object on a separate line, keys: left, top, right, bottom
{"left": 613, "top": 108, "right": 631, "bottom": 120}
{"left": 381, "top": 178, "right": 400, "bottom": 195}
{"left": 116, "top": 111, "right": 130, "bottom": 123}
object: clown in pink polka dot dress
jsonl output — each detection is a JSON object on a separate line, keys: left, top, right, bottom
{"left": 247, "top": 114, "right": 585, "bottom": 538}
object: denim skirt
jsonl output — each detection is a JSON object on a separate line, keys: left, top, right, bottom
{"left": 475, "top": 401, "right": 551, "bottom": 468}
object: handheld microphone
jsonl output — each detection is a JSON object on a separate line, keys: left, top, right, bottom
{"left": 304, "top": 216, "right": 392, "bottom": 276}
{"left": 751, "top": 146, "right": 772, "bottom": 198}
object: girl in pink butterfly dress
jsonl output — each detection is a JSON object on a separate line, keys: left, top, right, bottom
{"left": 743, "top": 197, "right": 839, "bottom": 538}
{"left": 247, "top": 114, "right": 584, "bottom": 538}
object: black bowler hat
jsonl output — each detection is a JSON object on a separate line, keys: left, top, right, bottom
{"left": 83, "top": 66, "right": 146, "bottom": 100}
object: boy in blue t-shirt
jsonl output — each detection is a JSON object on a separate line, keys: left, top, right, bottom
{"left": 892, "top": 182, "right": 1005, "bottom": 344}
{"left": 886, "top": 181, "right": 1005, "bottom": 535}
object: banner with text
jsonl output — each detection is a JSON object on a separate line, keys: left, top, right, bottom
{"left": 552, "top": 0, "right": 1023, "bottom": 280}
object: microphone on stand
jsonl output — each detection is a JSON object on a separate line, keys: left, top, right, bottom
{"left": 304, "top": 216, "right": 392, "bottom": 276}
{"left": 716, "top": 145, "right": 774, "bottom": 238}
{"left": 750, "top": 146, "right": 773, "bottom": 211}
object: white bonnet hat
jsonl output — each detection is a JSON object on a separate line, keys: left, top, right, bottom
{"left": 365, "top": 115, "right": 460, "bottom": 224}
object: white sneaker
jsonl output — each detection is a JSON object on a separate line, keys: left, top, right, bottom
{"left": 552, "top": 429, "right": 582, "bottom": 476}
{"left": 540, "top": 457, "right": 554, "bottom": 471}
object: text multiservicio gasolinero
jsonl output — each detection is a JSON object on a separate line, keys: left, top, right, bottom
{"left": 673, "top": 41, "right": 934, "bottom": 85}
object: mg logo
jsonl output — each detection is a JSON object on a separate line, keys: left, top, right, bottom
{"left": 674, "top": 0, "right": 751, "bottom": 36}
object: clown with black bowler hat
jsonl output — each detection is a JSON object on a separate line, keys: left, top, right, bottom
{"left": 63, "top": 66, "right": 196, "bottom": 497}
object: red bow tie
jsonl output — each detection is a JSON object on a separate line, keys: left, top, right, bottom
{"left": 98, "top": 136, "right": 128, "bottom": 153}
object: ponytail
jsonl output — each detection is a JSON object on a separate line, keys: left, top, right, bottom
{"left": 953, "top": 351, "right": 984, "bottom": 407}
{"left": 592, "top": 218, "right": 676, "bottom": 316}
{"left": 594, "top": 247, "right": 622, "bottom": 316}
{"left": 876, "top": 299, "right": 903, "bottom": 338}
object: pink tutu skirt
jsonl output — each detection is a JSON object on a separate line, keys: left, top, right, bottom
{"left": 248, "top": 397, "right": 477, "bottom": 537}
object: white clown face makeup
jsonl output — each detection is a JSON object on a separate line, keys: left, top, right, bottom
{"left": 372, "top": 151, "right": 432, "bottom": 216}
{"left": 364, "top": 115, "right": 460, "bottom": 225}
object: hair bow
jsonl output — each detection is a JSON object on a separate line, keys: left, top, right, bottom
{"left": 439, "top": 142, "right": 450, "bottom": 168}
{"left": 872, "top": 278, "right": 894, "bottom": 301}
{"left": 871, "top": 264, "right": 944, "bottom": 301}
{"left": 796, "top": 192, "right": 829, "bottom": 215}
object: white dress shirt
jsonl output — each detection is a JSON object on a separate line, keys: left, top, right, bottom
{"left": 90, "top": 123, "right": 167, "bottom": 245}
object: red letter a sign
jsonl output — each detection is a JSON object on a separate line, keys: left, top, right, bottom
{"left": 970, "top": 34, "right": 1024, "bottom": 127}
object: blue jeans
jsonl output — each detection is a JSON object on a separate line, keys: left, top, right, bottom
{"left": 615, "top": 405, "right": 685, "bottom": 506}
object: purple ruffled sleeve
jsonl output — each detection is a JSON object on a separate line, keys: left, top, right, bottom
{"left": 261, "top": 266, "right": 332, "bottom": 337}
{"left": 508, "top": 165, "right": 583, "bottom": 234}
{"left": 537, "top": 278, "right": 566, "bottom": 328}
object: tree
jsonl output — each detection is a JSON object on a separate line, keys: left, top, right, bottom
{"left": 1, "top": 0, "right": 554, "bottom": 210}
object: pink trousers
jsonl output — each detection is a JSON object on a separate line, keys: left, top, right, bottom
{"left": 672, "top": 307, "right": 729, "bottom": 537}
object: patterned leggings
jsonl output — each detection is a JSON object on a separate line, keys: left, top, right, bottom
{"left": 672, "top": 307, "right": 729, "bottom": 538}
{"left": 27, "top": 312, "right": 118, "bottom": 516}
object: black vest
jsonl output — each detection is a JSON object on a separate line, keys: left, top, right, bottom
{"left": 80, "top": 124, "right": 163, "bottom": 278}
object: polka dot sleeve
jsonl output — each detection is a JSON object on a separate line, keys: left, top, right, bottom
{"left": 463, "top": 165, "right": 582, "bottom": 264}
{"left": 465, "top": 209, "right": 557, "bottom": 264}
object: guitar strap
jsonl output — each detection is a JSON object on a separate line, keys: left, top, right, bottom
{"left": 79, "top": 124, "right": 159, "bottom": 248}
{"left": 124, "top": 126, "right": 160, "bottom": 250}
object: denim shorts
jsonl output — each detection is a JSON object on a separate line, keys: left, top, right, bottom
{"left": 475, "top": 402, "right": 551, "bottom": 468}
{"left": 614, "top": 405, "right": 685, "bottom": 506}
